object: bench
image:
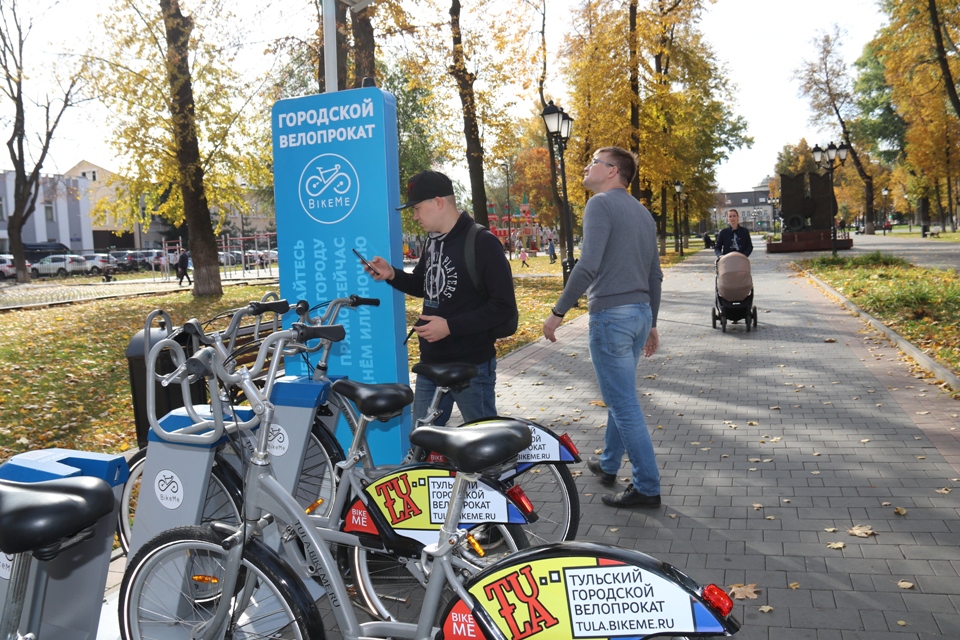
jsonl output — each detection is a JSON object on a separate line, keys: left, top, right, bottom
{"left": 929, "top": 231, "right": 941, "bottom": 238}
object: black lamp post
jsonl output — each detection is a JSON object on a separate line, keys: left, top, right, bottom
{"left": 769, "top": 197, "right": 780, "bottom": 236}
{"left": 673, "top": 180, "right": 683, "bottom": 255}
{"left": 541, "top": 100, "right": 575, "bottom": 285}
{"left": 881, "top": 186, "right": 889, "bottom": 236}
{"left": 812, "top": 141, "right": 848, "bottom": 257}
{"left": 502, "top": 162, "right": 513, "bottom": 259}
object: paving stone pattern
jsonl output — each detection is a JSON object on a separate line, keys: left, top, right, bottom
{"left": 494, "top": 248, "right": 960, "bottom": 639}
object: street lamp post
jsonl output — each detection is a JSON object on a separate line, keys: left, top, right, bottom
{"left": 812, "top": 141, "right": 848, "bottom": 257}
{"left": 673, "top": 181, "right": 683, "bottom": 255}
{"left": 769, "top": 197, "right": 780, "bottom": 236}
{"left": 881, "top": 187, "right": 889, "bottom": 236}
{"left": 541, "top": 101, "right": 575, "bottom": 285}
{"left": 681, "top": 192, "right": 688, "bottom": 254}
{"left": 502, "top": 163, "right": 513, "bottom": 260}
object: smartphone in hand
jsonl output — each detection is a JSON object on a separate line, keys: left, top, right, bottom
{"left": 352, "top": 248, "right": 380, "bottom": 276}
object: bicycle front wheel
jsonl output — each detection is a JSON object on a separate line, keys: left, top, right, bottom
{"left": 352, "top": 523, "right": 529, "bottom": 624}
{"left": 120, "top": 525, "right": 323, "bottom": 640}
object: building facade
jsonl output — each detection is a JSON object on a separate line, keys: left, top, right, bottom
{"left": 715, "top": 176, "right": 776, "bottom": 231}
{"left": 0, "top": 171, "right": 93, "bottom": 254}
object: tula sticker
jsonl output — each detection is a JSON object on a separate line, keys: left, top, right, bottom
{"left": 517, "top": 425, "right": 561, "bottom": 463}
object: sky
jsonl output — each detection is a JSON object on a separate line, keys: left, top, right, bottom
{"left": 15, "top": 0, "right": 885, "bottom": 195}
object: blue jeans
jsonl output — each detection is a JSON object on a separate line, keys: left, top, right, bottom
{"left": 413, "top": 357, "right": 498, "bottom": 426}
{"left": 589, "top": 304, "right": 660, "bottom": 495}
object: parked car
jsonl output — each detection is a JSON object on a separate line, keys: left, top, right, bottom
{"left": 218, "top": 251, "right": 238, "bottom": 266}
{"left": 0, "top": 254, "right": 30, "bottom": 280}
{"left": 83, "top": 253, "right": 118, "bottom": 275}
{"left": 109, "top": 251, "right": 136, "bottom": 271}
{"left": 30, "top": 254, "right": 86, "bottom": 278}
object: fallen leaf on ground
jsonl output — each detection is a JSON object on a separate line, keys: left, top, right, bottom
{"left": 758, "top": 605, "right": 774, "bottom": 613}
{"left": 824, "top": 527, "right": 838, "bottom": 532}
{"left": 727, "top": 584, "right": 761, "bottom": 600}
{"left": 589, "top": 400, "right": 606, "bottom": 407}
{"left": 881, "top": 502, "right": 891, "bottom": 506}
{"left": 894, "top": 507, "right": 908, "bottom": 516}
{"left": 936, "top": 488, "right": 951, "bottom": 495}
{"left": 748, "top": 421, "right": 759, "bottom": 425}
{"left": 861, "top": 439, "right": 871, "bottom": 443}
{"left": 824, "top": 338, "right": 837, "bottom": 343}
{"left": 917, "top": 411, "right": 930, "bottom": 415}
{"left": 897, "top": 621, "right": 906, "bottom": 627}
{"left": 752, "top": 504, "right": 763, "bottom": 510}
{"left": 847, "top": 525, "right": 876, "bottom": 538}
{"left": 789, "top": 582, "right": 800, "bottom": 590}
{"left": 827, "top": 542, "right": 846, "bottom": 550}
{"left": 765, "top": 516, "right": 776, "bottom": 520}
{"left": 668, "top": 513, "right": 677, "bottom": 519}
{"left": 811, "top": 471, "right": 821, "bottom": 475}
{"left": 897, "top": 580, "right": 914, "bottom": 589}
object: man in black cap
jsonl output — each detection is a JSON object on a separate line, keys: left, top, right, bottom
{"left": 364, "top": 171, "right": 517, "bottom": 425}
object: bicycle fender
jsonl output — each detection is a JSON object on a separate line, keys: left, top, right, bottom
{"left": 344, "top": 464, "right": 530, "bottom": 551}
{"left": 437, "top": 541, "right": 741, "bottom": 640}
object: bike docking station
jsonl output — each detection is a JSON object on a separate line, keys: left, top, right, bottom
{"left": 0, "top": 448, "right": 127, "bottom": 640}
{"left": 272, "top": 87, "right": 410, "bottom": 463}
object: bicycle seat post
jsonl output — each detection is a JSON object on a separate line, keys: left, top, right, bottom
{"left": 415, "top": 385, "right": 449, "bottom": 430}
{"left": 0, "top": 552, "right": 31, "bottom": 640}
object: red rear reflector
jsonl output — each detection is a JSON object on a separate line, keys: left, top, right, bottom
{"left": 559, "top": 433, "right": 579, "bottom": 457}
{"left": 702, "top": 583, "right": 734, "bottom": 617}
{"left": 505, "top": 485, "right": 535, "bottom": 516}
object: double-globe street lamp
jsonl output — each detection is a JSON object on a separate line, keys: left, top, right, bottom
{"left": 541, "top": 101, "right": 575, "bottom": 285}
{"left": 769, "top": 196, "right": 780, "bottom": 235}
{"left": 812, "top": 141, "right": 848, "bottom": 257}
{"left": 881, "top": 186, "right": 889, "bottom": 236}
{"left": 502, "top": 162, "right": 513, "bottom": 259}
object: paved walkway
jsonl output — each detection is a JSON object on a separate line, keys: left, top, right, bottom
{"left": 846, "top": 232, "right": 960, "bottom": 270}
{"left": 494, "top": 245, "right": 960, "bottom": 639}
{"left": 97, "top": 238, "right": 960, "bottom": 638}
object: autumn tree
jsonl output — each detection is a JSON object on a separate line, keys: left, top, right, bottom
{"left": 797, "top": 27, "right": 876, "bottom": 234}
{"left": 88, "top": 0, "right": 260, "bottom": 296}
{"left": 0, "top": 0, "right": 82, "bottom": 283}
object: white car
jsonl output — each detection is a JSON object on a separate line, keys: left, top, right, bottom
{"left": 83, "top": 253, "right": 118, "bottom": 275}
{"left": 0, "top": 254, "right": 30, "bottom": 279}
{"left": 30, "top": 254, "right": 86, "bottom": 278}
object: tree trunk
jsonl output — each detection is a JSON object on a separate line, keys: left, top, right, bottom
{"left": 449, "top": 0, "right": 488, "bottom": 226}
{"left": 351, "top": 6, "right": 375, "bottom": 87}
{"left": 628, "top": 0, "right": 641, "bottom": 198}
{"left": 928, "top": 0, "right": 960, "bottom": 121}
{"left": 160, "top": 0, "right": 221, "bottom": 296}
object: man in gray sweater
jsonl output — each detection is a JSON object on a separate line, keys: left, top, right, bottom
{"left": 542, "top": 146, "right": 663, "bottom": 508}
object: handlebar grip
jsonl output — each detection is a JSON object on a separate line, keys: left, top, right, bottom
{"left": 350, "top": 295, "right": 380, "bottom": 307}
{"left": 185, "top": 355, "right": 213, "bottom": 378}
{"left": 293, "top": 323, "right": 346, "bottom": 343}
{"left": 295, "top": 300, "right": 310, "bottom": 315}
{"left": 250, "top": 299, "right": 290, "bottom": 315}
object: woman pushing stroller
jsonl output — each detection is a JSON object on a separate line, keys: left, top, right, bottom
{"left": 715, "top": 209, "right": 753, "bottom": 257}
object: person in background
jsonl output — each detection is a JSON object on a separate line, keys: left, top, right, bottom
{"left": 519, "top": 247, "right": 529, "bottom": 268}
{"left": 548, "top": 238, "right": 557, "bottom": 263}
{"left": 177, "top": 249, "right": 191, "bottom": 286}
{"left": 714, "top": 209, "right": 753, "bottom": 257}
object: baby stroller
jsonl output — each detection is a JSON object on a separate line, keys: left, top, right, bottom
{"left": 712, "top": 252, "right": 758, "bottom": 332}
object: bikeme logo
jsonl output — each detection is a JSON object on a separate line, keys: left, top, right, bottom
{"left": 298, "top": 153, "right": 360, "bottom": 224}
{"left": 0, "top": 553, "right": 13, "bottom": 580}
{"left": 267, "top": 424, "right": 289, "bottom": 457}
{"left": 154, "top": 469, "right": 183, "bottom": 510}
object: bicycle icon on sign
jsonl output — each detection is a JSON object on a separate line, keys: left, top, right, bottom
{"left": 157, "top": 475, "right": 179, "bottom": 493}
{"left": 268, "top": 426, "right": 285, "bottom": 444}
{"left": 298, "top": 153, "right": 360, "bottom": 225}
{"left": 304, "top": 164, "right": 352, "bottom": 198}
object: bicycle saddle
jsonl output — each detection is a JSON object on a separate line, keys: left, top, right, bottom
{"left": 332, "top": 379, "right": 413, "bottom": 421}
{"left": 0, "top": 477, "right": 115, "bottom": 555}
{"left": 412, "top": 363, "right": 478, "bottom": 392}
{"left": 410, "top": 420, "right": 532, "bottom": 474}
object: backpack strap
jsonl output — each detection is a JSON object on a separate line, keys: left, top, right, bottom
{"left": 463, "top": 222, "right": 487, "bottom": 299}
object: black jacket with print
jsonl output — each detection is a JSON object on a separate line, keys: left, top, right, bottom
{"left": 388, "top": 213, "right": 517, "bottom": 365}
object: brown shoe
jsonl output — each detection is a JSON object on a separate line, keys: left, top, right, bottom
{"left": 601, "top": 484, "right": 661, "bottom": 508}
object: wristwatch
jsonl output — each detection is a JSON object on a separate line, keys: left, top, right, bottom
{"left": 551, "top": 307, "right": 565, "bottom": 319}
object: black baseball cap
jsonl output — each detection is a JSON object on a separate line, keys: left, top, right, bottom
{"left": 397, "top": 171, "right": 454, "bottom": 210}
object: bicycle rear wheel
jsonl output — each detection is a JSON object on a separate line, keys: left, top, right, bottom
{"left": 117, "top": 448, "right": 242, "bottom": 554}
{"left": 120, "top": 525, "right": 323, "bottom": 640}
{"left": 293, "top": 422, "right": 344, "bottom": 517}
{"left": 503, "top": 462, "right": 579, "bottom": 545}
{"left": 352, "top": 523, "right": 529, "bottom": 624}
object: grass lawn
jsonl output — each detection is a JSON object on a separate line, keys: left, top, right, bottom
{"left": 800, "top": 251, "right": 960, "bottom": 390}
{"left": 0, "top": 248, "right": 692, "bottom": 460}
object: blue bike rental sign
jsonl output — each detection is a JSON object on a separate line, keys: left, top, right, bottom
{"left": 272, "top": 88, "right": 409, "bottom": 460}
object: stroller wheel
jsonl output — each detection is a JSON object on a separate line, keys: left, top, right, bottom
{"left": 711, "top": 307, "right": 717, "bottom": 328}
{"left": 746, "top": 316, "right": 751, "bottom": 332}
{"left": 752, "top": 306, "right": 758, "bottom": 328}
{"left": 721, "top": 315, "right": 727, "bottom": 333}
